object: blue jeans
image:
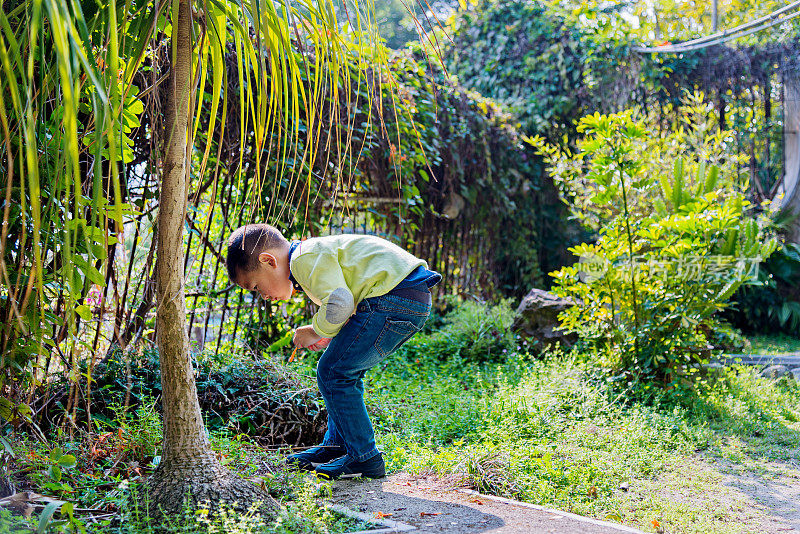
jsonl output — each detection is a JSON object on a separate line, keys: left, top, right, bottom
{"left": 317, "top": 292, "right": 431, "bottom": 461}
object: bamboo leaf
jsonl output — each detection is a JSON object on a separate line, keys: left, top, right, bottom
{"left": 704, "top": 164, "right": 719, "bottom": 194}
{"left": 694, "top": 159, "right": 706, "bottom": 197}
{"left": 36, "top": 499, "right": 66, "bottom": 534}
{"left": 671, "top": 158, "right": 684, "bottom": 209}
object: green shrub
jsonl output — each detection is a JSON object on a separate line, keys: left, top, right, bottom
{"left": 78, "top": 350, "right": 325, "bottom": 446}
{"left": 398, "top": 299, "right": 517, "bottom": 363}
{"left": 536, "top": 93, "right": 778, "bottom": 386}
{"left": 102, "top": 397, "right": 163, "bottom": 463}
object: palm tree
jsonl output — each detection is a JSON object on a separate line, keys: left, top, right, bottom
{"left": 0, "top": 0, "right": 387, "bottom": 515}
{"left": 146, "top": 0, "right": 266, "bottom": 511}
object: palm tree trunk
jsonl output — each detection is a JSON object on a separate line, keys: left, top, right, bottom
{"left": 780, "top": 75, "right": 800, "bottom": 244}
{"left": 147, "top": 0, "right": 270, "bottom": 516}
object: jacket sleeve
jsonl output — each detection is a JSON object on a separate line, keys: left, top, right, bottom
{"left": 294, "top": 253, "right": 355, "bottom": 338}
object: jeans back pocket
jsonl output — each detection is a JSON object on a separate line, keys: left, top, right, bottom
{"left": 375, "top": 319, "right": 421, "bottom": 357}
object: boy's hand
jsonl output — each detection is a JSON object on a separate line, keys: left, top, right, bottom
{"left": 308, "top": 337, "right": 332, "bottom": 351}
{"left": 293, "top": 325, "right": 332, "bottom": 351}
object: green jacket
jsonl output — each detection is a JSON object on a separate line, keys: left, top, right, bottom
{"left": 290, "top": 234, "right": 426, "bottom": 337}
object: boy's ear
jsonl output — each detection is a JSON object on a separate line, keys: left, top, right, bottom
{"left": 257, "top": 252, "right": 277, "bottom": 268}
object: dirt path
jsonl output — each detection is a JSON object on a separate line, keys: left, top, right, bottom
{"left": 331, "top": 473, "right": 646, "bottom": 534}
{"left": 720, "top": 458, "right": 800, "bottom": 533}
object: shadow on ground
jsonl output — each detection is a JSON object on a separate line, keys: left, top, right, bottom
{"left": 690, "top": 379, "right": 800, "bottom": 533}
{"left": 331, "top": 473, "right": 645, "bottom": 534}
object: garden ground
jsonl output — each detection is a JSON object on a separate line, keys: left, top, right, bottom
{"left": 3, "top": 302, "right": 800, "bottom": 533}
{"left": 323, "top": 454, "right": 800, "bottom": 533}
{"left": 330, "top": 472, "right": 648, "bottom": 533}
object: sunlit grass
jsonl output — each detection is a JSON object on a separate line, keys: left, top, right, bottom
{"left": 366, "top": 338, "right": 800, "bottom": 534}
{"left": 747, "top": 334, "right": 800, "bottom": 354}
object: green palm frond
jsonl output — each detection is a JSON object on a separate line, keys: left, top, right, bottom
{"left": 0, "top": 0, "right": 389, "bottom": 390}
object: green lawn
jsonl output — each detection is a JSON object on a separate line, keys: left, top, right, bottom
{"left": 5, "top": 305, "right": 800, "bottom": 534}
{"left": 357, "top": 348, "right": 800, "bottom": 534}
{"left": 318, "top": 309, "right": 800, "bottom": 534}
{"left": 746, "top": 334, "right": 800, "bottom": 355}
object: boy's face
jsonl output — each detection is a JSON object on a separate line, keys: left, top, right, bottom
{"left": 236, "top": 251, "right": 294, "bottom": 302}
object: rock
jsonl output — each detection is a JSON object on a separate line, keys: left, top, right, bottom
{"left": 792, "top": 368, "right": 800, "bottom": 382}
{"left": 619, "top": 482, "right": 629, "bottom": 492}
{"left": 760, "top": 364, "right": 790, "bottom": 379}
{"left": 512, "top": 289, "right": 577, "bottom": 351}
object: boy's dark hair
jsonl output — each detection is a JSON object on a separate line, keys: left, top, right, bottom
{"left": 226, "top": 224, "right": 288, "bottom": 282}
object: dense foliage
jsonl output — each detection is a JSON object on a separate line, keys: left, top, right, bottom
{"left": 183, "top": 42, "right": 559, "bottom": 358}
{"left": 0, "top": 33, "right": 552, "bottom": 414}
{"left": 444, "top": 0, "right": 635, "bottom": 138}
{"left": 3, "top": 299, "right": 799, "bottom": 533}
{"left": 3, "top": 0, "right": 800, "bottom": 531}
{"left": 725, "top": 241, "right": 800, "bottom": 334}
{"left": 538, "top": 95, "right": 778, "bottom": 385}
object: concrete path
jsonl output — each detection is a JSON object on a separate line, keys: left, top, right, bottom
{"left": 332, "top": 473, "right": 646, "bottom": 534}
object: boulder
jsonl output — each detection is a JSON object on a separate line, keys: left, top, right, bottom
{"left": 512, "top": 288, "right": 577, "bottom": 351}
{"left": 760, "top": 364, "right": 790, "bottom": 379}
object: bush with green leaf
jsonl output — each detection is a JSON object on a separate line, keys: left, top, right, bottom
{"left": 535, "top": 94, "right": 779, "bottom": 386}
{"left": 397, "top": 298, "right": 517, "bottom": 363}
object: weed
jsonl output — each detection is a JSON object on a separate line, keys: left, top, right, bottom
{"left": 367, "top": 310, "right": 800, "bottom": 533}
{"left": 397, "top": 298, "right": 518, "bottom": 363}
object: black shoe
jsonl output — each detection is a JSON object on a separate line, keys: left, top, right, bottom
{"left": 286, "top": 445, "right": 346, "bottom": 471}
{"left": 315, "top": 452, "right": 386, "bottom": 480}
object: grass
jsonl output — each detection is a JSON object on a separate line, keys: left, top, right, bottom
{"left": 746, "top": 334, "right": 800, "bottom": 354}
{"left": 2, "top": 413, "right": 371, "bottom": 534}
{"left": 274, "top": 302, "right": 800, "bottom": 533}
{"left": 350, "top": 306, "right": 800, "bottom": 534}
{"left": 5, "top": 300, "right": 800, "bottom": 533}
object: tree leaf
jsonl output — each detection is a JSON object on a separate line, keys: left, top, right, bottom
{"left": 47, "top": 464, "right": 62, "bottom": 482}
{"left": 57, "top": 454, "right": 77, "bottom": 468}
{"left": 75, "top": 305, "right": 92, "bottom": 321}
{"left": 672, "top": 158, "right": 684, "bottom": 209}
{"left": 50, "top": 447, "right": 63, "bottom": 461}
{"left": 0, "top": 436, "right": 14, "bottom": 456}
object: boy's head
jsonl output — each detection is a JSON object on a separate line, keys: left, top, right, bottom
{"left": 226, "top": 224, "right": 294, "bottom": 301}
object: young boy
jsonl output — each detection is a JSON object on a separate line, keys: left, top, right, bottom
{"left": 225, "top": 224, "right": 441, "bottom": 479}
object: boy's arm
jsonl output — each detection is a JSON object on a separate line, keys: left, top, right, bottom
{"left": 293, "top": 253, "right": 355, "bottom": 338}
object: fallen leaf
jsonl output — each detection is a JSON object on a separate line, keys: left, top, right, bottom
{"left": 420, "top": 512, "right": 442, "bottom": 517}
{"left": 587, "top": 486, "right": 598, "bottom": 499}
{"left": 469, "top": 498, "right": 485, "bottom": 505}
{"left": 651, "top": 519, "right": 661, "bottom": 529}
{"left": 374, "top": 511, "right": 393, "bottom": 519}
